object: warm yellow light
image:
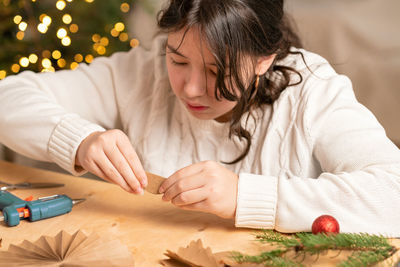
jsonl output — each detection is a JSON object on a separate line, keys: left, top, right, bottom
{"left": 85, "top": 0, "right": 94, "bottom": 3}
{"left": 74, "top": 54, "right": 83, "bottom": 62}
{"left": 11, "top": 64, "right": 20, "bottom": 73}
{"left": 130, "top": 38, "right": 139, "bottom": 48}
{"left": 0, "top": 70, "right": 6, "bottom": 80}
{"left": 41, "top": 67, "right": 55, "bottom": 73}
{"left": 18, "top": 21, "right": 28, "bottom": 31}
{"left": 37, "top": 23, "right": 48, "bottom": 33}
{"left": 13, "top": 15, "right": 22, "bottom": 24}
{"left": 42, "top": 50, "right": 51, "bottom": 58}
{"left": 56, "top": 0, "right": 66, "bottom": 10}
{"left": 42, "top": 16, "right": 52, "bottom": 26}
{"left": 119, "top": 32, "right": 128, "bottom": 42}
{"left": 16, "top": 31, "right": 25, "bottom": 40}
{"left": 69, "top": 24, "right": 79, "bottom": 33}
{"left": 97, "top": 46, "right": 106, "bottom": 55}
{"left": 61, "top": 36, "right": 71, "bottom": 46}
{"left": 66, "top": 0, "right": 73, "bottom": 2}
{"left": 120, "top": 3, "right": 130, "bottom": 13}
{"left": 57, "top": 58, "right": 66, "bottom": 68}
{"left": 85, "top": 54, "right": 94, "bottom": 63}
{"left": 62, "top": 14, "right": 72, "bottom": 24}
{"left": 110, "top": 28, "right": 119, "bottom": 37}
{"left": 100, "top": 37, "right": 109, "bottom": 46}
{"left": 56, "top": 28, "right": 67, "bottom": 39}
{"left": 28, "top": 54, "right": 38, "bottom": 63}
{"left": 52, "top": 50, "right": 62, "bottom": 60}
{"left": 39, "top": 14, "right": 46, "bottom": 22}
{"left": 70, "top": 62, "right": 79, "bottom": 70}
{"left": 92, "top": 34, "right": 100, "bottom": 43}
{"left": 19, "top": 57, "right": 30, "bottom": 67}
{"left": 41, "top": 58, "right": 52, "bottom": 69}
{"left": 114, "top": 22, "right": 125, "bottom": 32}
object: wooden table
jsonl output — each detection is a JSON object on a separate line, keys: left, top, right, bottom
{"left": 0, "top": 160, "right": 399, "bottom": 266}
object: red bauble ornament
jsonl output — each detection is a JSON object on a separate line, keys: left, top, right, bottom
{"left": 312, "top": 215, "right": 340, "bottom": 234}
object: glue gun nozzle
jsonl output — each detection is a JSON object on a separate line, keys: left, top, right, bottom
{"left": 72, "top": 198, "right": 85, "bottom": 206}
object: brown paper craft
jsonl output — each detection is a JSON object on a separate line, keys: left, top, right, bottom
{"left": 0, "top": 230, "right": 134, "bottom": 267}
{"left": 145, "top": 172, "right": 166, "bottom": 194}
{"left": 161, "top": 239, "right": 263, "bottom": 267}
{"left": 161, "top": 239, "right": 245, "bottom": 267}
{"left": 162, "top": 239, "right": 221, "bottom": 267}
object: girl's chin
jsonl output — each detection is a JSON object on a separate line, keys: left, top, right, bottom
{"left": 188, "top": 110, "right": 230, "bottom": 123}
{"left": 188, "top": 110, "right": 213, "bottom": 120}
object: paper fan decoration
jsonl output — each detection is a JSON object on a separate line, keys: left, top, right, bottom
{"left": 161, "top": 239, "right": 263, "bottom": 267}
{"left": 0, "top": 230, "right": 134, "bottom": 266}
{"left": 162, "top": 239, "right": 242, "bottom": 267}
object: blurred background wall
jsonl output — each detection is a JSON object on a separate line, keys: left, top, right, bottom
{"left": 1, "top": 0, "right": 399, "bottom": 172}
{"left": 285, "top": 0, "right": 400, "bottom": 147}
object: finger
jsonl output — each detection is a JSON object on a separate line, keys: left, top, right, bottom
{"left": 179, "top": 199, "right": 209, "bottom": 213}
{"left": 82, "top": 159, "right": 111, "bottom": 183}
{"left": 117, "top": 136, "right": 147, "bottom": 188}
{"left": 159, "top": 162, "right": 205, "bottom": 193}
{"left": 104, "top": 148, "right": 143, "bottom": 194}
{"left": 170, "top": 187, "right": 208, "bottom": 206}
{"left": 92, "top": 162, "right": 134, "bottom": 193}
{"left": 97, "top": 152, "right": 136, "bottom": 193}
{"left": 162, "top": 172, "right": 206, "bottom": 202}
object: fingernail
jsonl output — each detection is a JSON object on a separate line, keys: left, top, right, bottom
{"left": 138, "top": 188, "right": 144, "bottom": 195}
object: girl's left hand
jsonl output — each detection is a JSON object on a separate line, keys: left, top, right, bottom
{"left": 158, "top": 161, "right": 239, "bottom": 219}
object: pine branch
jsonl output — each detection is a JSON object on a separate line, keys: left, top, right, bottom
{"left": 255, "top": 230, "right": 300, "bottom": 248}
{"left": 233, "top": 230, "right": 398, "bottom": 267}
{"left": 232, "top": 250, "right": 304, "bottom": 267}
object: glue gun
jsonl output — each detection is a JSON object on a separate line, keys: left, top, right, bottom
{"left": 0, "top": 190, "right": 85, "bottom": 227}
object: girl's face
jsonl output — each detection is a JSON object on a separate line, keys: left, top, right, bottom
{"left": 166, "top": 27, "right": 236, "bottom": 122}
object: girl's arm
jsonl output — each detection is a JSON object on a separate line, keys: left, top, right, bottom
{"left": 0, "top": 39, "right": 159, "bottom": 176}
{"left": 236, "top": 74, "right": 400, "bottom": 236}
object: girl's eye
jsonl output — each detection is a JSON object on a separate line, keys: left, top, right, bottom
{"left": 209, "top": 69, "right": 217, "bottom": 76}
{"left": 170, "top": 59, "right": 187, "bottom": 66}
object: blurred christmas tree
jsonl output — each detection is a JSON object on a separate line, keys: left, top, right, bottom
{"left": 0, "top": 0, "right": 140, "bottom": 80}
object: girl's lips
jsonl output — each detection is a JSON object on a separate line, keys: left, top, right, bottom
{"left": 186, "top": 102, "right": 208, "bottom": 111}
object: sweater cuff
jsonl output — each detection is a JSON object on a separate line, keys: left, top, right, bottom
{"left": 48, "top": 115, "right": 106, "bottom": 176}
{"left": 235, "top": 173, "right": 278, "bottom": 229}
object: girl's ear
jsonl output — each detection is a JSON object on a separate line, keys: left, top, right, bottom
{"left": 255, "top": 54, "right": 276, "bottom": 75}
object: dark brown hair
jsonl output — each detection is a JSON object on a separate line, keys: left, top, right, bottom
{"left": 158, "top": 0, "right": 303, "bottom": 164}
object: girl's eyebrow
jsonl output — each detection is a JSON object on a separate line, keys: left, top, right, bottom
{"left": 166, "top": 43, "right": 187, "bottom": 58}
{"left": 166, "top": 42, "right": 217, "bottom": 66}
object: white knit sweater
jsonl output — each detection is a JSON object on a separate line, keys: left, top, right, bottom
{"left": 1, "top": 35, "right": 399, "bottom": 236}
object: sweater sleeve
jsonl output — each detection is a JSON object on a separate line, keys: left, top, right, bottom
{"left": 236, "top": 73, "right": 400, "bottom": 237}
{"left": 235, "top": 173, "right": 278, "bottom": 229}
{"left": 0, "top": 39, "right": 160, "bottom": 175}
{"left": 289, "top": 75, "right": 400, "bottom": 236}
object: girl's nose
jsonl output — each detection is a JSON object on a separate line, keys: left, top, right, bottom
{"left": 184, "top": 70, "right": 207, "bottom": 98}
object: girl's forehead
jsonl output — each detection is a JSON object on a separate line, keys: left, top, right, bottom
{"left": 167, "top": 27, "right": 215, "bottom": 62}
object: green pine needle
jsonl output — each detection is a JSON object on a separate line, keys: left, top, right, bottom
{"left": 338, "top": 251, "right": 388, "bottom": 267}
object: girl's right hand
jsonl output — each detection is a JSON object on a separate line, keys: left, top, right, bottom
{"left": 75, "top": 129, "right": 147, "bottom": 194}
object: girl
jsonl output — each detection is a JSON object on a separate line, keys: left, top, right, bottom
{"left": 0, "top": 0, "right": 399, "bottom": 235}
